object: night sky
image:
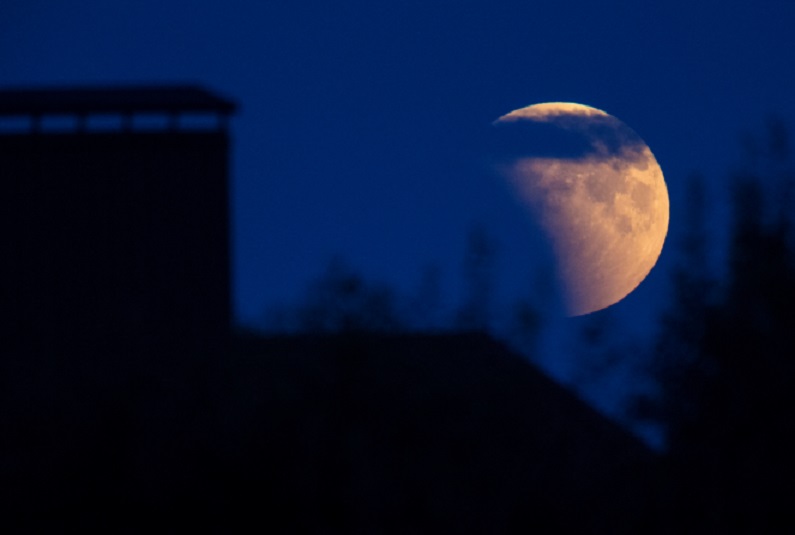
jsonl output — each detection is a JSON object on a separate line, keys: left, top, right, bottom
{"left": 3, "top": 0, "right": 794, "bottom": 441}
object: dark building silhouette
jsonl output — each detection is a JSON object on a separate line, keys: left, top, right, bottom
{"left": 0, "top": 86, "right": 661, "bottom": 532}
{"left": 0, "top": 88, "right": 236, "bottom": 528}
{"left": 221, "top": 332, "right": 659, "bottom": 534}
{"left": 0, "top": 86, "right": 234, "bottom": 362}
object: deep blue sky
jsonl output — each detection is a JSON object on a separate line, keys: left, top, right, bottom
{"left": 3, "top": 1, "right": 794, "bottom": 440}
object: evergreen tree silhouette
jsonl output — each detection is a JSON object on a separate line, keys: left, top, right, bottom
{"left": 642, "top": 121, "right": 795, "bottom": 531}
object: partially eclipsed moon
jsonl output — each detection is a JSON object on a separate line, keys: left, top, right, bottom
{"left": 494, "top": 102, "right": 669, "bottom": 316}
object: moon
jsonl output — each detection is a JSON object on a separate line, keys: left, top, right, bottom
{"left": 492, "top": 102, "right": 669, "bottom": 316}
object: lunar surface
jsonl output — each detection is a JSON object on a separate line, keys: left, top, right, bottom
{"left": 493, "top": 102, "right": 669, "bottom": 316}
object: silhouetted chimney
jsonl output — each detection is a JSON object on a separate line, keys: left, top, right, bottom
{"left": 0, "top": 85, "right": 235, "bottom": 363}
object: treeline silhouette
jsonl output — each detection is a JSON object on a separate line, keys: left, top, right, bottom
{"left": 632, "top": 118, "right": 795, "bottom": 531}
{"left": 260, "top": 225, "right": 543, "bottom": 355}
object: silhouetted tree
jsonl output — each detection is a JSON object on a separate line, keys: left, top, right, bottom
{"left": 569, "top": 309, "right": 627, "bottom": 396}
{"left": 641, "top": 121, "right": 795, "bottom": 531}
{"left": 296, "top": 259, "right": 405, "bottom": 333}
{"left": 407, "top": 263, "right": 444, "bottom": 331}
{"left": 455, "top": 225, "right": 497, "bottom": 331}
{"left": 632, "top": 173, "right": 714, "bottom": 439}
{"left": 505, "top": 298, "right": 542, "bottom": 357}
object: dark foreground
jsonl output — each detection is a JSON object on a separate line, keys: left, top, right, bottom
{"left": 1, "top": 333, "right": 657, "bottom": 533}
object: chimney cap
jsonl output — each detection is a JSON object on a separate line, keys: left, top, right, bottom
{"left": 0, "top": 85, "right": 237, "bottom": 117}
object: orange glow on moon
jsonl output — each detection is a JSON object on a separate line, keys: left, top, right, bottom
{"left": 494, "top": 102, "right": 669, "bottom": 316}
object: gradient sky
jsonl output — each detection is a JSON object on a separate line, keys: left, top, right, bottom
{"left": 3, "top": 0, "right": 794, "bottom": 441}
